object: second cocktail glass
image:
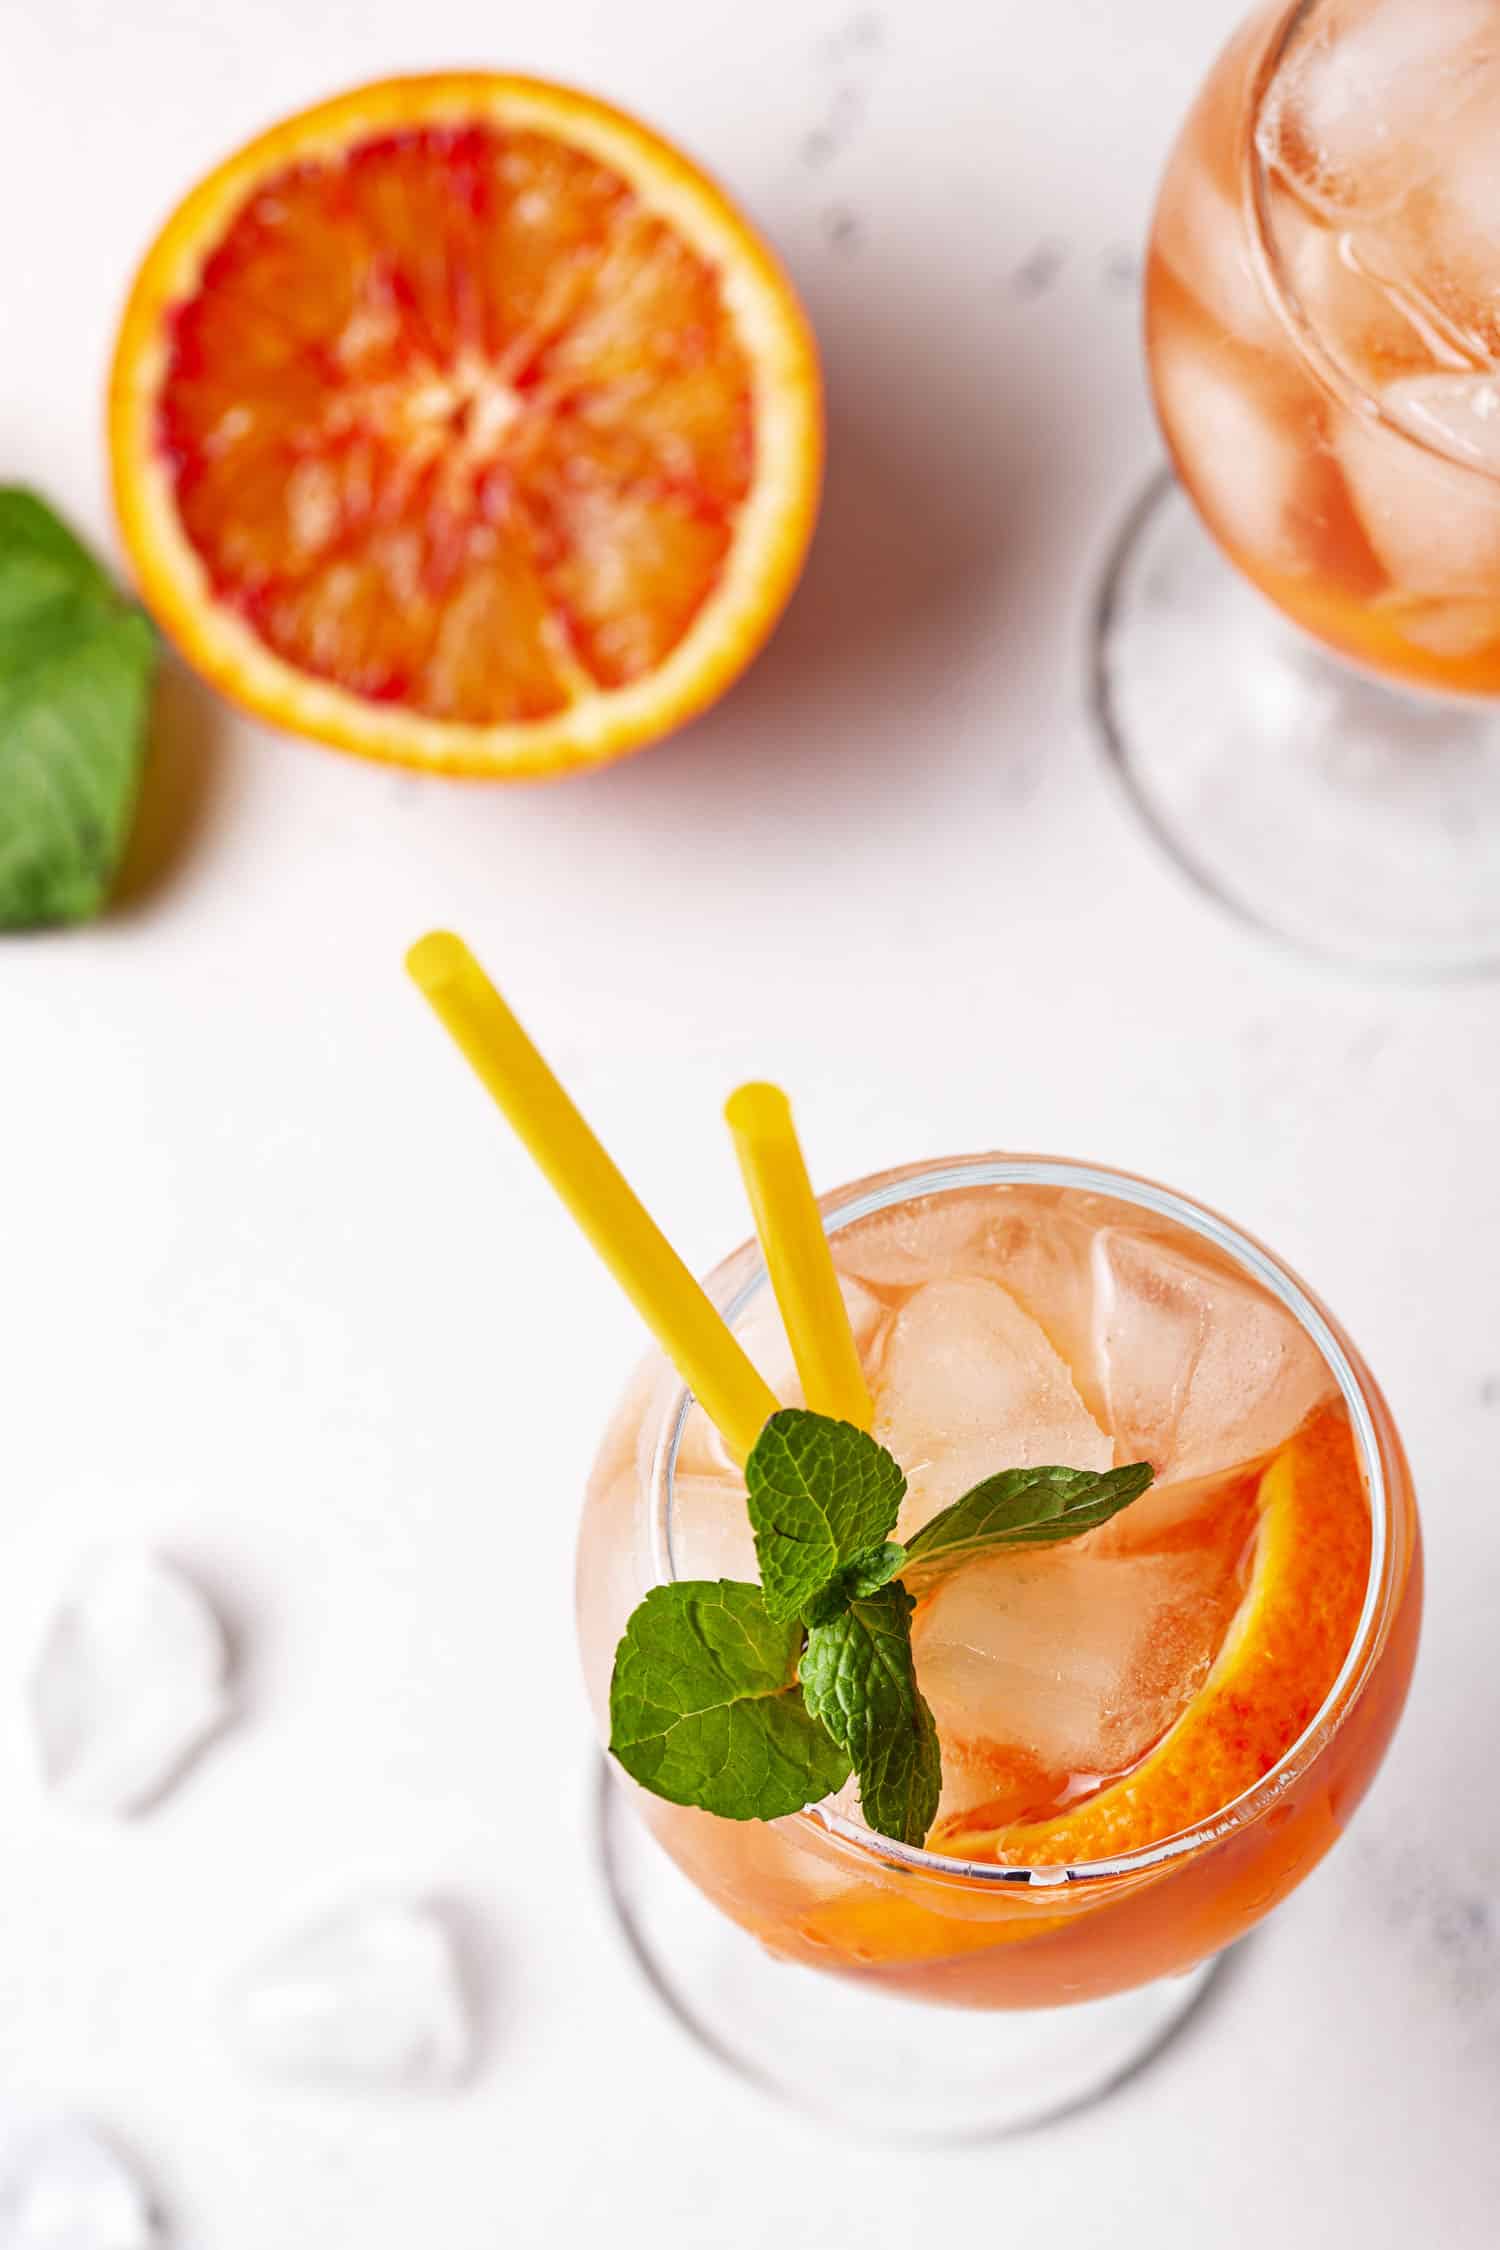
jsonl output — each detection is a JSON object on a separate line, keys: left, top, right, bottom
{"left": 1096, "top": 0, "right": 1500, "bottom": 973}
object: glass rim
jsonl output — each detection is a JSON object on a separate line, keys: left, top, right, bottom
{"left": 645, "top": 1149, "right": 1404, "bottom": 1892}
{"left": 1244, "top": 0, "right": 1500, "bottom": 486}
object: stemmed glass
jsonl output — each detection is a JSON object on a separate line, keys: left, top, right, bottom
{"left": 1095, "top": 0, "right": 1500, "bottom": 973}
{"left": 578, "top": 1153, "right": 1422, "bottom": 2138}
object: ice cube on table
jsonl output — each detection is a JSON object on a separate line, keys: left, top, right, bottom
{"left": 1092, "top": 1229, "right": 1333, "bottom": 1490}
{"left": 912, "top": 1542, "right": 1240, "bottom": 1784}
{"left": 874, "top": 1277, "right": 1111, "bottom": 1534}
{"left": 1255, "top": 0, "right": 1492, "bottom": 221}
{"left": 230, "top": 1900, "right": 471, "bottom": 2091}
{"left": 0, "top": 2106, "right": 158, "bottom": 2250}
{"left": 28, "top": 1551, "right": 233, "bottom": 1818}
{"left": 1336, "top": 378, "right": 1500, "bottom": 594}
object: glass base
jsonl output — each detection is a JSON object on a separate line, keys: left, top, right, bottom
{"left": 1093, "top": 472, "right": 1500, "bottom": 977}
{"left": 597, "top": 1763, "right": 1222, "bottom": 2142}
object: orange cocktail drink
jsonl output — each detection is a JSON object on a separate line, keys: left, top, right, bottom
{"left": 578, "top": 1154, "right": 1421, "bottom": 2010}
{"left": 1097, "top": 0, "right": 1500, "bottom": 976}
{"left": 406, "top": 938, "right": 1420, "bottom": 2123}
{"left": 1149, "top": 0, "right": 1500, "bottom": 697}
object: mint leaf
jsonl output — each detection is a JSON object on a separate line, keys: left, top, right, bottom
{"left": 609, "top": 1420, "right": 1153, "bottom": 1843}
{"left": 0, "top": 489, "right": 157, "bottom": 929}
{"left": 803, "top": 1541, "right": 906, "bottom": 1625}
{"left": 609, "top": 1580, "right": 852, "bottom": 1821}
{"left": 899, "top": 1461, "right": 1154, "bottom": 1594}
{"left": 801, "top": 1581, "right": 940, "bottom": 1847}
{"left": 745, "top": 1409, "right": 906, "bottom": 1623}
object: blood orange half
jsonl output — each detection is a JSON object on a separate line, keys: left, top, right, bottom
{"left": 109, "top": 74, "right": 822, "bottom": 777}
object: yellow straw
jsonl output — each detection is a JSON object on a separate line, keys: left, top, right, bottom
{"left": 723, "top": 1082, "right": 874, "bottom": 1431}
{"left": 406, "top": 933, "right": 779, "bottom": 1465}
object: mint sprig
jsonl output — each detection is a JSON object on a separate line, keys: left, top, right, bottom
{"left": 609, "top": 1579, "right": 852, "bottom": 1820}
{"left": 0, "top": 489, "right": 157, "bottom": 929}
{"left": 607, "top": 1407, "right": 1153, "bottom": 1847}
{"left": 803, "top": 1541, "right": 906, "bottom": 1625}
{"left": 801, "top": 1581, "right": 941, "bottom": 1846}
{"left": 745, "top": 1412, "right": 906, "bottom": 1623}
{"left": 899, "top": 1461, "right": 1155, "bottom": 1595}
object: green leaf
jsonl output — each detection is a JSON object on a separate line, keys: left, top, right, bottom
{"left": 744, "top": 1409, "right": 907, "bottom": 1624}
{"left": 801, "top": 1581, "right": 941, "bottom": 1847}
{"left": 803, "top": 1541, "right": 907, "bottom": 1625}
{"left": 609, "top": 1580, "right": 852, "bottom": 1821}
{"left": 899, "top": 1461, "right": 1155, "bottom": 1595}
{"left": 0, "top": 488, "right": 157, "bottom": 929}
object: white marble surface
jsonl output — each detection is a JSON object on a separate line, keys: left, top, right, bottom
{"left": 4, "top": 0, "right": 1498, "bottom": 2241}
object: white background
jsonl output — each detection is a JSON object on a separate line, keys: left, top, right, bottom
{"left": 4, "top": 0, "right": 1499, "bottom": 2242}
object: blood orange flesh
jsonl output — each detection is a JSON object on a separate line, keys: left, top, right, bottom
{"left": 110, "top": 78, "right": 822, "bottom": 773}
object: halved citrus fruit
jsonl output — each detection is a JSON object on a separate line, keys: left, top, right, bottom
{"left": 933, "top": 1405, "right": 1372, "bottom": 1865}
{"left": 109, "top": 73, "right": 821, "bottom": 777}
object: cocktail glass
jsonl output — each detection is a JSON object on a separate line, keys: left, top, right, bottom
{"left": 578, "top": 1152, "right": 1421, "bottom": 2138}
{"left": 1095, "top": 0, "right": 1500, "bottom": 973}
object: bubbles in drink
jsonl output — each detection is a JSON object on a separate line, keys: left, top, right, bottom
{"left": 1408, "top": 101, "right": 1500, "bottom": 358}
{"left": 1091, "top": 1228, "right": 1334, "bottom": 1489}
{"left": 1154, "top": 149, "right": 1285, "bottom": 353}
{"left": 742, "top": 1273, "right": 887, "bottom": 1402}
{"left": 1382, "top": 372, "right": 1500, "bottom": 469}
{"left": 1152, "top": 336, "right": 1336, "bottom": 577}
{"left": 1150, "top": 0, "right": 1500, "bottom": 689}
{"left": 1260, "top": 2, "right": 1500, "bottom": 437}
{"left": 661, "top": 1179, "right": 1350, "bottom": 1848}
{"left": 1335, "top": 383, "right": 1500, "bottom": 594}
{"left": 671, "top": 1274, "right": 888, "bottom": 1564}
{"left": 1256, "top": 0, "right": 1492, "bottom": 223}
{"left": 1374, "top": 592, "right": 1500, "bottom": 658}
{"left": 822, "top": 1184, "right": 1344, "bottom": 1836}
{"left": 676, "top": 1272, "right": 886, "bottom": 1476}
{"left": 969, "top": 1194, "right": 1104, "bottom": 1420}
{"left": 829, "top": 1189, "right": 996, "bottom": 1289}
{"left": 1284, "top": 220, "right": 1472, "bottom": 388}
{"left": 873, "top": 1275, "right": 1111, "bottom": 1531}
{"left": 913, "top": 1528, "right": 1250, "bottom": 1806}
{"left": 668, "top": 1473, "right": 762, "bottom": 1579}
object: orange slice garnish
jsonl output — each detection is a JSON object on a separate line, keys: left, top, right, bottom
{"left": 934, "top": 1405, "right": 1372, "bottom": 1865}
{"left": 108, "top": 74, "right": 821, "bottom": 776}
{"left": 790, "top": 1408, "right": 1370, "bottom": 1969}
